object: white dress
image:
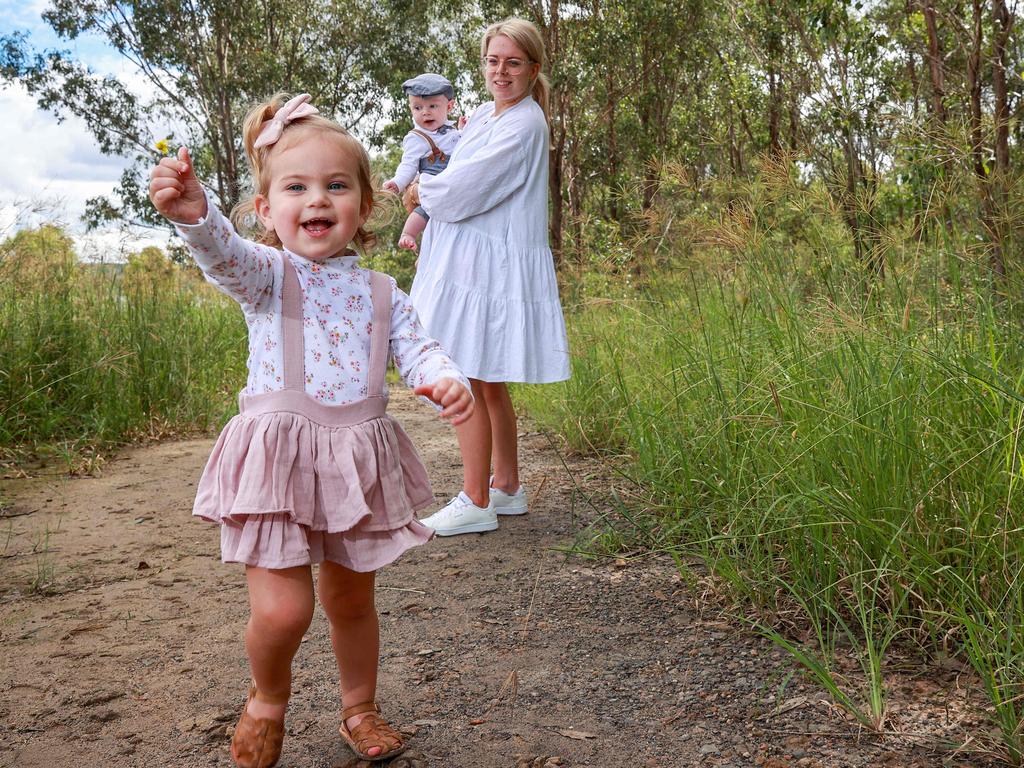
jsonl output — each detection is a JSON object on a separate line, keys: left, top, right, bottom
{"left": 412, "top": 97, "right": 571, "bottom": 384}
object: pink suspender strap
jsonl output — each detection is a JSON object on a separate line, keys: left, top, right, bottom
{"left": 280, "top": 256, "right": 305, "bottom": 392}
{"left": 279, "top": 258, "right": 390, "bottom": 397}
{"left": 367, "top": 271, "right": 391, "bottom": 394}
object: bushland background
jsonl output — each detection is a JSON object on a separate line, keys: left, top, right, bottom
{"left": 2, "top": 1, "right": 1023, "bottom": 764}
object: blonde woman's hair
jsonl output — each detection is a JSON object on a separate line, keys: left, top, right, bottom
{"left": 231, "top": 92, "right": 379, "bottom": 252}
{"left": 481, "top": 17, "right": 550, "bottom": 123}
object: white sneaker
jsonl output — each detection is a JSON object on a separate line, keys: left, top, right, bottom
{"left": 490, "top": 484, "right": 528, "bottom": 516}
{"left": 420, "top": 492, "right": 498, "bottom": 536}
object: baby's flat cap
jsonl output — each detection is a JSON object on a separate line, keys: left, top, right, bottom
{"left": 401, "top": 73, "right": 454, "bottom": 99}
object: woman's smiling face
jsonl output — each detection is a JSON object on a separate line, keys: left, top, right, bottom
{"left": 483, "top": 34, "right": 539, "bottom": 112}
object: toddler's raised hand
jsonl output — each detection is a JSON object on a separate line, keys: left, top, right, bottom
{"left": 149, "top": 146, "right": 207, "bottom": 224}
{"left": 383, "top": 180, "right": 400, "bottom": 195}
{"left": 414, "top": 379, "right": 474, "bottom": 426}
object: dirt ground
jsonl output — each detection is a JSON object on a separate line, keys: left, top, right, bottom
{"left": 0, "top": 389, "right": 1002, "bottom": 768}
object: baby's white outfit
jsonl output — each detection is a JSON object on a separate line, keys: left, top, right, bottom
{"left": 386, "top": 122, "right": 462, "bottom": 194}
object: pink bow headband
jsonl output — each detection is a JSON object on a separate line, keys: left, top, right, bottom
{"left": 253, "top": 93, "right": 320, "bottom": 149}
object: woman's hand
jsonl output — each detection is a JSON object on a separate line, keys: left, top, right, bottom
{"left": 414, "top": 378, "right": 474, "bottom": 425}
{"left": 149, "top": 146, "right": 207, "bottom": 224}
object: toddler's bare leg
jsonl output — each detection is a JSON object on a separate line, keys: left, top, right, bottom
{"left": 244, "top": 564, "right": 315, "bottom": 720}
{"left": 317, "top": 562, "right": 382, "bottom": 743}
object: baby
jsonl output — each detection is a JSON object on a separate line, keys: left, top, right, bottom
{"left": 383, "top": 73, "right": 463, "bottom": 252}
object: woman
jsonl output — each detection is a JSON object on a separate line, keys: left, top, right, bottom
{"left": 413, "top": 17, "right": 570, "bottom": 536}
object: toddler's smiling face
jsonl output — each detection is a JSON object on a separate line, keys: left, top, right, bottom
{"left": 255, "top": 130, "right": 369, "bottom": 262}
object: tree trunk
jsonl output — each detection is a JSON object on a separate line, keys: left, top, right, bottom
{"left": 546, "top": 0, "right": 565, "bottom": 264}
{"left": 921, "top": 0, "right": 946, "bottom": 123}
{"left": 766, "top": 0, "right": 783, "bottom": 156}
{"left": 968, "top": 1, "right": 988, "bottom": 188}
{"left": 990, "top": 0, "right": 1011, "bottom": 277}
{"left": 906, "top": 0, "right": 920, "bottom": 118}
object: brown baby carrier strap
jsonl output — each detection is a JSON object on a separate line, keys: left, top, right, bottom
{"left": 279, "top": 256, "right": 392, "bottom": 395}
{"left": 411, "top": 129, "right": 447, "bottom": 164}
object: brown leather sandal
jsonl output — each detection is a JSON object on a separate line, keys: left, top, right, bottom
{"left": 230, "top": 685, "right": 286, "bottom": 768}
{"left": 338, "top": 701, "right": 407, "bottom": 762}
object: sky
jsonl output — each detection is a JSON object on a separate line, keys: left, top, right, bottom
{"left": 0, "top": 0, "right": 168, "bottom": 260}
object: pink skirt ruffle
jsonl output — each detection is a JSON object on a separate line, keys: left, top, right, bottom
{"left": 219, "top": 513, "right": 434, "bottom": 572}
{"left": 193, "top": 399, "right": 435, "bottom": 571}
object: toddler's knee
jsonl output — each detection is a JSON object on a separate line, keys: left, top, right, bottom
{"left": 251, "top": 601, "right": 313, "bottom": 641}
{"left": 336, "top": 600, "right": 376, "bottom": 623}
{"left": 321, "top": 589, "right": 375, "bottom": 623}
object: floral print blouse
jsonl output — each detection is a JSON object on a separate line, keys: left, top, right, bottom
{"left": 174, "top": 202, "right": 470, "bottom": 404}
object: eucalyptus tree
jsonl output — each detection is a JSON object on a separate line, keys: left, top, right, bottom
{"left": 1, "top": 0, "right": 473, "bottom": 228}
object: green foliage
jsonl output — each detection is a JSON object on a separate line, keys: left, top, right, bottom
{"left": 0, "top": 0, "right": 479, "bottom": 228}
{"left": 0, "top": 226, "right": 246, "bottom": 465}
{"left": 517, "top": 168, "right": 1024, "bottom": 762}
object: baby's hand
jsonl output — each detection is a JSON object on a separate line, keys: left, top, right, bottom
{"left": 149, "top": 147, "right": 207, "bottom": 224}
{"left": 457, "top": 115, "right": 468, "bottom": 130}
{"left": 383, "top": 180, "right": 400, "bottom": 195}
{"left": 414, "top": 379, "right": 474, "bottom": 426}
{"left": 398, "top": 233, "right": 418, "bottom": 252}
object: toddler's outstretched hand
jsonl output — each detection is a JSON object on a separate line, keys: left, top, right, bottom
{"left": 398, "top": 234, "right": 418, "bottom": 252}
{"left": 414, "top": 379, "right": 473, "bottom": 426}
{"left": 457, "top": 115, "right": 468, "bottom": 130}
{"left": 149, "top": 146, "right": 207, "bottom": 224}
{"left": 383, "top": 180, "right": 400, "bottom": 195}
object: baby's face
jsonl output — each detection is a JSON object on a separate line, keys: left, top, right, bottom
{"left": 409, "top": 94, "right": 453, "bottom": 131}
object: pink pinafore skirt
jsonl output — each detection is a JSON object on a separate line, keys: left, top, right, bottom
{"left": 192, "top": 258, "right": 434, "bottom": 571}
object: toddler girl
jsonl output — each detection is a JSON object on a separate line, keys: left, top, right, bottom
{"left": 148, "top": 92, "right": 473, "bottom": 766}
{"left": 382, "top": 73, "right": 463, "bottom": 251}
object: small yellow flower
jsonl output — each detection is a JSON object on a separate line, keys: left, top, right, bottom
{"left": 154, "top": 138, "right": 171, "bottom": 155}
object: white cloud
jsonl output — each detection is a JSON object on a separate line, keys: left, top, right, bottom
{"left": 0, "top": 85, "right": 134, "bottom": 227}
{"left": 0, "top": 5, "right": 170, "bottom": 260}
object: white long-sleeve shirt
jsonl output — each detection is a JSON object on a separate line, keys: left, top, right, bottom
{"left": 174, "top": 202, "right": 470, "bottom": 404}
{"left": 385, "top": 122, "right": 462, "bottom": 194}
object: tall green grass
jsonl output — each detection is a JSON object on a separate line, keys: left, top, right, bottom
{"left": 518, "top": 178, "right": 1024, "bottom": 761}
{"left": 0, "top": 230, "right": 246, "bottom": 465}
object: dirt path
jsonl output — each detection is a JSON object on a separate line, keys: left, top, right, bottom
{"left": 0, "top": 389, "right": 996, "bottom": 768}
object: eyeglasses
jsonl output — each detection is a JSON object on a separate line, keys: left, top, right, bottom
{"left": 481, "top": 56, "right": 533, "bottom": 74}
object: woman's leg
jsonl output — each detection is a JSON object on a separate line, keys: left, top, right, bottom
{"left": 318, "top": 562, "right": 396, "bottom": 758}
{"left": 480, "top": 381, "right": 520, "bottom": 493}
{"left": 454, "top": 379, "right": 520, "bottom": 504}
{"left": 455, "top": 378, "right": 492, "bottom": 507}
{"left": 243, "top": 565, "right": 315, "bottom": 721}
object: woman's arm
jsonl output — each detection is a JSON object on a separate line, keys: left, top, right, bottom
{"left": 417, "top": 118, "right": 536, "bottom": 223}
